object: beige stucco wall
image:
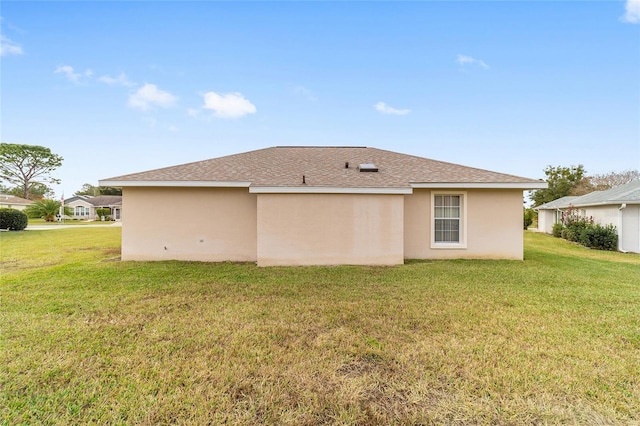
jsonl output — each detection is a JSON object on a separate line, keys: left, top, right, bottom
{"left": 404, "top": 189, "right": 525, "bottom": 260}
{"left": 257, "top": 193, "right": 404, "bottom": 266}
{"left": 121, "top": 187, "right": 257, "bottom": 261}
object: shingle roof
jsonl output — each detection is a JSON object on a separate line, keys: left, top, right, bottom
{"left": 535, "top": 196, "right": 580, "bottom": 210}
{"left": 536, "top": 180, "right": 640, "bottom": 209}
{"left": 101, "top": 146, "right": 544, "bottom": 189}
{"left": 0, "top": 194, "right": 32, "bottom": 205}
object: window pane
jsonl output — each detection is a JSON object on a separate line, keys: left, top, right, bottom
{"left": 435, "top": 196, "right": 460, "bottom": 219}
{"left": 435, "top": 218, "right": 460, "bottom": 242}
{"left": 434, "top": 194, "right": 462, "bottom": 244}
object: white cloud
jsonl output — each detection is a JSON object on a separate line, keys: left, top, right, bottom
{"left": 293, "top": 85, "right": 318, "bottom": 102}
{"left": 54, "top": 65, "right": 92, "bottom": 83}
{"left": 621, "top": 0, "right": 640, "bottom": 23}
{"left": 187, "top": 108, "right": 200, "bottom": 117}
{"left": 0, "top": 34, "right": 23, "bottom": 56}
{"left": 374, "top": 101, "right": 410, "bottom": 116}
{"left": 128, "top": 83, "right": 177, "bottom": 111}
{"left": 456, "top": 54, "right": 489, "bottom": 69}
{"left": 55, "top": 65, "right": 82, "bottom": 82}
{"left": 202, "top": 91, "right": 256, "bottom": 118}
{"left": 99, "top": 73, "right": 135, "bottom": 87}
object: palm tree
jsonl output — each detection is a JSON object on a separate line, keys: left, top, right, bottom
{"left": 24, "top": 199, "right": 72, "bottom": 222}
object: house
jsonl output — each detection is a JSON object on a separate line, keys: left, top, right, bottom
{"left": 0, "top": 194, "right": 32, "bottom": 211}
{"left": 100, "top": 146, "right": 546, "bottom": 266}
{"left": 535, "top": 180, "right": 640, "bottom": 253}
{"left": 64, "top": 195, "right": 123, "bottom": 221}
{"left": 535, "top": 195, "right": 578, "bottom": 234}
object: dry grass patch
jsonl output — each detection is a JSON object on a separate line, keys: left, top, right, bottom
{"left": 1, "top": 229, "right": 639, "bottom": 424}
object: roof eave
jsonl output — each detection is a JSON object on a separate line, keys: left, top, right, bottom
{"left": 410, "top": 182, "right": 547, "bottom": 190}
{"left": 570, "top": 200, "right": 639, "bottom": 208}
{"left": 98, "top": 180, "right": 252, "bottom": 188}
{"left": 249, "top": 186, "right": 413, "bottom": 194}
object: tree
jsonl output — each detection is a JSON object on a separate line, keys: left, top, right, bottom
{"left": 74, "top": 183, "right": 122, "bottom": 196}
{"left": 24, "top": 199, "right": 71, "bottom": 222}
{"left": 530, "top": 165, "right": 586, "bottom": 207}
{"left": 566, "top": 169, "right": 640, "bottom": 197}
{"left": 3, "top": 182, "right": 54, "bottom": 200}
{"left": 0, "top": 143, "right": 63, "bottom": 200}
{"left": 74, "top": 183, "right": 100, "bottom": 196}
{"left": 98, "top": 186, "right": 122, "bottom": 196}
{"left": 589, "top": 169, "right": 640, "bottom": 190}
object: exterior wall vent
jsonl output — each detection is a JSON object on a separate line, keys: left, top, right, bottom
{"left": 359, "top": 163, "right": 378, "bottom": 172}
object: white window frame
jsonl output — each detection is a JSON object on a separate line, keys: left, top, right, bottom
{"left": 431, "top": 191, "right": 467, "bottom": 249}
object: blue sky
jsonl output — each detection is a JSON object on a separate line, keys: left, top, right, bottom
{"left": 2, "top": 1, "right": 639, "bottom": 198}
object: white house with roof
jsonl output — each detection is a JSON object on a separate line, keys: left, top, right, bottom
{"left": 535, "top": 180, "right": 640, "bottom": 253}
{"left": 64, "top": 195, "right": 122, "bottom": 221}
{"left": 535, "top": 196, "right": 579, "bottom": 235}
{"left": 100, "top": 146, "right": 546, "bottom": 266}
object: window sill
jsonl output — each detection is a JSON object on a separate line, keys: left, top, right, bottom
{"left": 431, "top": 243, "right": 467, "bottom": 249}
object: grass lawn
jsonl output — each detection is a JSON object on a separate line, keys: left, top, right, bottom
{"left": 1, "top": 229, "right": 639, "bottom": 424}
{"left": 27, "top": 218, "right": 117, "bottom": 226}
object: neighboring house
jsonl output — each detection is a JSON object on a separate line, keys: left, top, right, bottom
{"left": 0, "top": 194, "right": 32, "bottom": 211}
{"left": 65, "top": 195, "right": 123, "bottom": 221}
{"left": 535, "top": 196, "right": 578, "bottom": 234}
{"left": 100, "top": 146, "right": 546, "bottom": 266}
{"left": 535, "top": 180, "right": 640, "bottom": 253}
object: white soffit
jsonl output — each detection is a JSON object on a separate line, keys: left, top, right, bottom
{"left": 249, "top": 187, "right": 413, "bottom": 194}
{"left": 410, "top": 182, "right": 548, "bottom": 190}
{"left": 98, "top": 180, "right": 252, "bottom": 188}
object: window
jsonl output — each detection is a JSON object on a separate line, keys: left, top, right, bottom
{"left": 432, "top": 192, "right": 467, "bottom": 248}
{"left": 75, "top": 206, "right": 89, "bottom": 217}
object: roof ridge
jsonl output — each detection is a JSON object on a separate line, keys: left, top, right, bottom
{"left": 274, "top": 146, "right": 367, "bottom": 149}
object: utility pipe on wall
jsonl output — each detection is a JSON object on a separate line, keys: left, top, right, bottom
{"left": 618, "top": 203, "right": 627, "bottom": 253}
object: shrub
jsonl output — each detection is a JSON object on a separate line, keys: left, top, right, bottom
{"left": 523, "top": 208, "right": 534, "bottom": 230}
{"left": 580, "top": 224, "right": 618, "bottom": 251}
{"left": 552, "top": 223, "right": 564, "bottom": 238}
{"left": 564, "top": 217, "right": 593, "bottom": 243}
{"left": 96, "top": 208, "right": 110, "bottom": 220}
{"left": 0, "top": 208, "right": 28, "bottom": 231}
{"left": 24, "top": 199, "right": 70, "bottom": 222}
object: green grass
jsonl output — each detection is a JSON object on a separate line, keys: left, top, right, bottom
{"left": 27, "top": 218, "right": 117, "bottom": 226}
{"left": 1, "top": 229, "right": 639, "bottom": 424}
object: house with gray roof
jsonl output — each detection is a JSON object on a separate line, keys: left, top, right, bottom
{"left": 535, "top": 196, "right": 579, "bottom": 235}
{"left": 535, "top": 180, "right": 640, "bottom": 253}
{"left": 100, "top": 146, "right": 546, "bottom": 265}
{"left": 65, "top": 195, "right": 122, "bottom": 221}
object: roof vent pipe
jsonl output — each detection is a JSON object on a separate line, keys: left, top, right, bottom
{"left": 345, "top": 162, "right": 349, "bottom": 169}
{"left": 302, "top": 175, "right": 306, "bottom": 184}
